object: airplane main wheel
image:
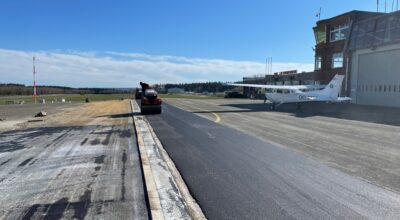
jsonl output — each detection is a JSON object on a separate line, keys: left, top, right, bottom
{"left": 270, "top": 103, "right": 276, "bottom": 110}
{"left": 296, "top": 103, "right": 302, "bottom": 110}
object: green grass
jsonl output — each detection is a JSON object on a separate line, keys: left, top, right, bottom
{"left": 159, "top": 93, "right": 224, "bottom": 99}
{"left": 0, "top": 93, "right": 133, "bottom": 105}
{"left": 0, "top": 93, "right": 225, "bottom": 105}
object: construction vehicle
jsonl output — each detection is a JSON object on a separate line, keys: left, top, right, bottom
{"left": 139, "top": 82, "right": 162, "bottom": 114}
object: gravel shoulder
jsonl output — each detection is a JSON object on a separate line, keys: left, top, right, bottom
{"left": 0, "top": 100, "right": 149, "bottom": 219}
{"left": 0, "top": 103, "right": 81, "bottom": 131}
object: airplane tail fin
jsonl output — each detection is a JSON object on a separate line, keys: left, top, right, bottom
{"left": 320, "top": 74, "right": 345, "bottom": 100}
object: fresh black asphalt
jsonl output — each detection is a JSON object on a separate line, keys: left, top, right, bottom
{"left": 146, "top": 103, "right": 400, "bottom": 220}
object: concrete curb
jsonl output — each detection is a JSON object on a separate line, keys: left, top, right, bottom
{"left": 130, "top": 100, "right": 206, "bottom": 220}
{"left": 130, "top": 101, "right": 164, "bottom": 220}
{"left": 145, "top": 115, "right": 207, "bottom": 220}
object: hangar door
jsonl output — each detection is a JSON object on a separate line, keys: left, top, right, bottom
{"left": 355, "top": 49, "right": 400, "bottom": 107}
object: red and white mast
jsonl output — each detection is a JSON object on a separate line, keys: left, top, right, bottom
{"left": 33, "top": 56, "right": 37, "bottom": 104}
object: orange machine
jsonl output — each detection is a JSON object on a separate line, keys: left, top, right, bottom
{"left": 139, "top": 82, "right": 162, "bottom": 114}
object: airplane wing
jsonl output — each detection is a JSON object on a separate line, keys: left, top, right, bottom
{"left": 227, "top": 83, "right": 278, "bottom": 89}
{"left": 227, "top": 83, "right": 325, "bottom": 90}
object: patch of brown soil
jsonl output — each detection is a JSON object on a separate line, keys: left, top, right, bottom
{"left": 45, "top": 100, "right": 132, "bottom": 126}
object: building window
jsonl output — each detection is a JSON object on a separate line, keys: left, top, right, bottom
{"left": 332, "top": 53, "right": 344, "bottom": 68}
{"left": 314, "top": 26, "right": 327, "bottom": 44}
{"left": 315, "top": 56, "right": 322, "bottom": 70}
{"left": 330, "top": 23, "right": 349, "bottom": 42}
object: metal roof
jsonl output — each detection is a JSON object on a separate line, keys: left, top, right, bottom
{"left": 349, "top": 11, "right": 400, "bottom": 50}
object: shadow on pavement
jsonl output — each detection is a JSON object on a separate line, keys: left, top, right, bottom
{"left": 96, "top": 113, "right": 135, "bottom": 118}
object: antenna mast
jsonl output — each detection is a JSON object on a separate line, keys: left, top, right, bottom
{"left": 269, "top": 57, "right": 272, "bottom": 74}
{"left": 265, "top": 57, "right": 273, "bottom": 75}
{"left": 385, "top": 0, "right": 387, "bottom": 12}
{"left": 392, "top": 0, "right": 394, "bottom": 12}
{"left": 317, "top": 7, "right": 322, "bottom": 21}
{"left": 33, "top": 56, "right": 37, "bottom": 104}
{"left": 377, "top": 0, "right": 379, "bottom": 13}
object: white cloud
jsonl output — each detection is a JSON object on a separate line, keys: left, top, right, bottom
{"left": 0, "top": 49, "right": 313, "bottom": 87}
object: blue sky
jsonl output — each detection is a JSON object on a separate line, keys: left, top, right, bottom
{"left": 0, "top": 0, "right": 383, "bottom": 87}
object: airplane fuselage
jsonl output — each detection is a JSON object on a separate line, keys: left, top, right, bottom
{"left": 265, "top": 90, "right": 321, "bottom": 104}
{"left": 229, "top": 74, "right": 349, "bottom": 108}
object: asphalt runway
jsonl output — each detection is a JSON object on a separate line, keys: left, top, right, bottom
{"left": 166, "top": 98, "right": 400, "bottom": 194}
{"left": 0, "top": 101, "right": 149, "bottom": 219}
{"left": 146, "top": 102, "right": 400, "bottom": 220}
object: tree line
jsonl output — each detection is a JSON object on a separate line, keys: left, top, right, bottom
{"left": 0, "top": 83, "right": 133, "bottom": 96}
{"left": 157, "top": 82, "right": 234, "bottom": 93}
{"left": 1, "top": 81, "right": 236, "bottom": 96}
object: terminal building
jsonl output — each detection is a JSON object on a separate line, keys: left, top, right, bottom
{"left": 242, "top": 10, "right": 400, "bottom": 107}
{"left": 313, "top": 10, "right": 383, "bottom": 88}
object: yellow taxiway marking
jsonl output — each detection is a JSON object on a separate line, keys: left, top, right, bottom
{"left": 172, "top": 101, "right": 221, "bottom": 123}
{"left": 211, "top": 112, "right": 221, "bottom": 123}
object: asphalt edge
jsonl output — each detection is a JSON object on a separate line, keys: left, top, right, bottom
{"left": 130, "top": 100, "right": 164, "bottom": 220}
{"left": 144, "top": 114, "right": 207, "bottom": 220}
{"left": 131, "top": 100, "right": 207, "bottom": 220}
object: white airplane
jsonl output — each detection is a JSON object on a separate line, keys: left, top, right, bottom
{"left": 228, "top": 74, "right": 351, "bottom": 110}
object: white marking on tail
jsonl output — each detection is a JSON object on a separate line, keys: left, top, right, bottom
{"left": 320, "top": 74, "right": 344, "bottom": 100}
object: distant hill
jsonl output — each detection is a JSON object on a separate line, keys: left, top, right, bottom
{"left": 0, "top": 83, "right": 134, "bottom": 96}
